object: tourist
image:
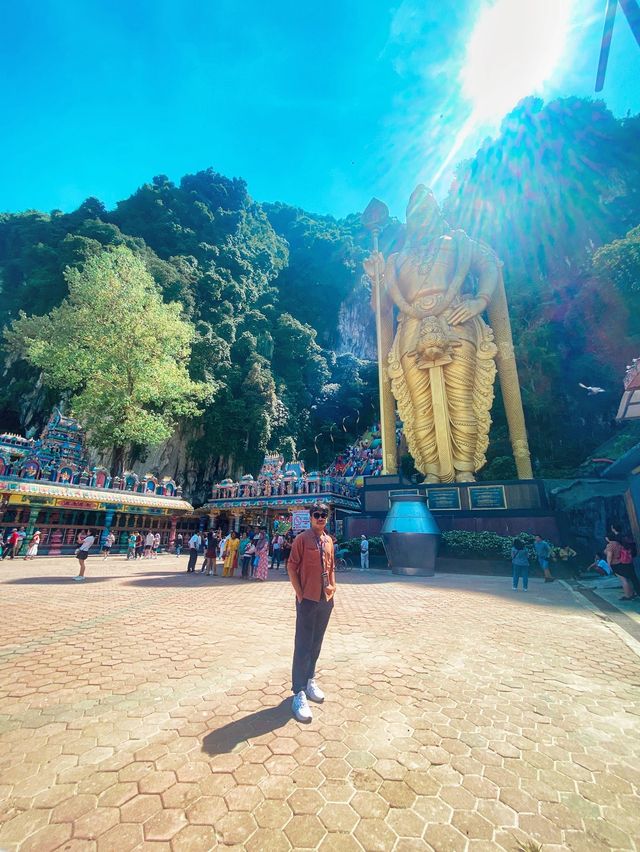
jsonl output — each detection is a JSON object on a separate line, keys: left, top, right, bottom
{"left": 135, "top": 531, "right": 144, "bottom": 559}
{"left": 219, "top": 531, "right": 230, "bottom": 561}
{"left": 534, "top": 535, "right": 554, "bottom": 582}
{"left": 271, "top": 533, "right": 284, "bottom": 570}
{"left": 586, "top": 552, "right": 612, "bottom": 576}
{"left": 253, "top": 530, "right": 269, "bottom": 581}
{"left": 240, "top": 532, "right": 254, "bottom": 579}
{"left": 153, "top": 531, "right": 161, "bottom": 558}
{"left": 14, "top": 527, "right": 26, "bottom": 559}
{"left": 204, "top": 531, "right": 218, "bottom": 576}
{"left": 102, "top": 530, "right": 116, "bottom": 559}
{"left": 511, "top": 538, "right": 529, "bottom": 591}
{"left": 605, "top": 535, "right": 640, "bottom": 600}
{"left": 74, "top": 530, "right": 96, "bottom": 581}
{"left": 0, "top": 531, "right": 4, "bottom": 559}
{"left": 282, "top": 531, "right": 294, "bottom": 571}
{"left": 4, "top": 528, "right": 19, "bottom": 560}
{"left": 24, "top": 529, "right": 41, "bottom": 560}
{"left": 144, "top": 530, "right": 155, "bottom": 558}
{"left": 127, "top": 532, "right": 137, "bottom": 560}
{"left": 175, "top": 532, "right": 183, "bottom": 556}
{"left": 360, "top": 534, "right": 369, "bottom": 570}
{"left": 287, "top": 501, "right": 336, "bottom": 723}
{"left": 187, "top": 530, "right": 201, "bottom": 573}
{"left": 557, "top": 543, "right": 578, "bottom": 578}
{"left": 223, "top": 531, "right": 240, "bottom": 577}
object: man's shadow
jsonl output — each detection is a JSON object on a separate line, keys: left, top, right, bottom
{"left": 202, "top": 698, "right": 291, "bottom": 755}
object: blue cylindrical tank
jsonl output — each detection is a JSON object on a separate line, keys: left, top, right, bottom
{"left": 381, "top": 493, "right": 440, "bottom": 576}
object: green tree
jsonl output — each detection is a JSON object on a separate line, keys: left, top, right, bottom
{"left": 5, "top": 246, "right": 209, "bottom": 472}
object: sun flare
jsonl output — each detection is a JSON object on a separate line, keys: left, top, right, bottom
{"left": 461, "top": 0, "right": 574, "bottom": 121}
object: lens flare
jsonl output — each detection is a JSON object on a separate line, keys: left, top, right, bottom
{"left": 461, "top": 0, "right": 574, "bottom": 121}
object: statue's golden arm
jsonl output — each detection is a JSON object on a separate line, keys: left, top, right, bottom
{"left": 447, "top": 240, "right": 499, "bottom": 325}
{"left": 383, "top": 255, "right": 426, "bottom": 319}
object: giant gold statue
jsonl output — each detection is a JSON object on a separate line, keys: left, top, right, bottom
{"left": 365, "top": 185, "right": 532, "bottom": 483}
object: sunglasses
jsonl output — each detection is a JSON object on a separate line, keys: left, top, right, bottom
{"left": 312, "top": 511, "right": 328, "bottom": 520}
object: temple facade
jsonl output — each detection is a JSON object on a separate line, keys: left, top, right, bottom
{"left": 203, "top": 452, "right": 361, "bottom": 537}
{"left": 0, "top": 410, "right": 196, "bottom": 554}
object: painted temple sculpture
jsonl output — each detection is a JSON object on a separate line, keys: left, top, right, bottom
{"left": 0, "top": 408, "right": 182, "bottom": 497}
{"left": 0, "top": 409, "right": 193, "bottom": 554}
{"left": 364, "top": 185, "right": 533, "bottom": 483}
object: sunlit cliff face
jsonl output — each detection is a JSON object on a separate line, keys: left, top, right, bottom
{"left": 406, "top": 185, "right": 445, "bottom": 243}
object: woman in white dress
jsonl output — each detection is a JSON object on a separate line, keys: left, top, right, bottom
{"left": 24, "top": 530, "right": 41, "bottom": 560}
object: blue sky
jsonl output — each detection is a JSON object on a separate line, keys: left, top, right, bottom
{"left": 1, "top": 0, "right": 639, "bottom": 219}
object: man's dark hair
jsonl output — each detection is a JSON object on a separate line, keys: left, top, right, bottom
{"left": 513, "top": 538, "right": 525, "bottom": 550}
{"left": 311, "top": 502, "right": 330, "bottom": 514}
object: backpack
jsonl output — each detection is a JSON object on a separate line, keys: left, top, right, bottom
{"left": 619, "top": 546, "right": 633, "bottom": 565}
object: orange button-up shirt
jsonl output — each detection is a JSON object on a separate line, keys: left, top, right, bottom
{"left": 287, "top": 529, "right": 336, "bottom": 602}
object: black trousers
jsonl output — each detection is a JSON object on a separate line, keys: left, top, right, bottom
{"left": 292, "top": 596, "right": 334, "bottom": 694}
{"left": 187, "top": 548, "right": 198, "bottom": 571}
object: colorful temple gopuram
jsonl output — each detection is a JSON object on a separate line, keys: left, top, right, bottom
{"left": 203, "top": 452, "right": 361, "bottom": 536}
{"left": 0, "top": 409, "right": 196, "bottom": 554}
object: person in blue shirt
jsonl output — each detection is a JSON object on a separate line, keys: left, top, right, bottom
{"left": 534, "top": 535, "right": 554, "bottom": 582}
{"left": 511, "top": 539, "right": 529, "bottom": 591}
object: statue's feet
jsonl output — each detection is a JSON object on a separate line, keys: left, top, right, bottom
{"left": 424, "top": 474, "right": 440, "bottom": 484}
{"left": 455, "top": 472, "right": 475, "bottom": 482}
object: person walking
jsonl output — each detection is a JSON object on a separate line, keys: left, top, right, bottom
{"left": 135, "top": 532, "right": 144, "bottom": 559}
{"left": 144, "top": 531, "right": 154, "bottom": 559}
{"left": 175, "top": 533, "right": 183, "bottom": 557}
{"left": 534, "top": 535, "right": 554, "bottom": 582}
{"left": 253, "top": 530, "right": 269, "bottom": 581}
{"left": 360, "top": 534, "right": 369, "bottom": 570}
{"left": 11, "top": 527, "right": 26, "bottom": 559}
{"left": 187, "top": 531, "right": 201, "bottom": 573}
{"left": 511, "top": 538, "right": 529, "bottom": 591}
{"left": 153, "top": 532, "right": 161, "bottom": 558}
{"left": 74, "top": 530, "right": 96, "bottom": 581}
{"left": 24, "top": 529, "right": 41, "bottom": 560}
{"left": 4, "top": 528, "right": 19, "bottom": 559}
{"left": 127, "top": 532, "right": 137, "bottom": 560}
{"left": 287, "top": 502, "right": 336, "bottom": 723}
{"left": 102, "top": 530, "right": 116, "bottom": 559}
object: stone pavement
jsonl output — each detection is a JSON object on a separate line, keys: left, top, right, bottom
{"left": 1, "top": 556, "right": 639, "bottom": 852}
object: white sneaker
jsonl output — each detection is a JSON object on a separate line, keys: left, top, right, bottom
{"left": 305, "top": 678, "right": 325, "bottom": 703}
{"left": 73, "top": 576, "right": 85, "bottom": 582}
{"left": 292, "top": 690, "right": 313, "bottom": 723}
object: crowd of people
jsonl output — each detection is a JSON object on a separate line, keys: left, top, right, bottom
{"left": 509, "top": 526, "right": 639, "bottom": 601}
{"left": 182, "top": 528, "right": 296, "bottom": 581}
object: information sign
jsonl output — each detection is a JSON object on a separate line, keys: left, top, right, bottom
{"left": 426, "top": 487, "right": 461, "bottom": 510}
{"left": 468, "top": 485, "right": 506, "bottom": 510}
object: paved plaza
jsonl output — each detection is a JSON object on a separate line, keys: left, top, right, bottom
{"left": 1, "top": 556, "right": 639, "bottom": 852}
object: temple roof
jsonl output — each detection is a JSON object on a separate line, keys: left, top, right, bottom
{"left": 0, "top": 478, "right": 193, "bottom": 511}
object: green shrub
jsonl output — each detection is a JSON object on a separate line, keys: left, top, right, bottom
{"left": 440, "top": 530, "right": 536, "bottom": 560}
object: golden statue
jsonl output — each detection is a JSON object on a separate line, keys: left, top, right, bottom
{"left": 364, "top": 185, "right": 532, "bottom": 483}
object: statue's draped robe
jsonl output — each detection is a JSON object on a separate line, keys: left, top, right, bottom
{"left": 386, "top": 232, "right": 498, "bottom": 482}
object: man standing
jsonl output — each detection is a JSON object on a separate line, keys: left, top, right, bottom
{"left": 272, "top": 533, "right": 284, "bottom": 570}
{"left": 14, "top": 527, "right": 26, "bottom": 559}
{"left": 187, "top": 531, "right": 201, "bottom": 573}
{"left": 360, "top": 534, "right": 369, "bottom": 570}
{"left": 534, "top": 535, "right": 554, "bottom": 582}
{"left": 287, "top": 502, "right": 336, "bottom": 723}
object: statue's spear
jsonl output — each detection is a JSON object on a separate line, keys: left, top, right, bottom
{"left": 362, "top": 198, "right": 398, "bottom": 476}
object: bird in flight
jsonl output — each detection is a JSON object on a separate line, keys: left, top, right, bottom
{"left": 579, "top": 383, "right": 606, "bottom": 395}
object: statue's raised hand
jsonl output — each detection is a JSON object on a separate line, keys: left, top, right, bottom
{"left": 363, "top": 251, "right": 385, "bottom": 281}
{"left": 447, "top": 298, "right": 487, "bottom": 326}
